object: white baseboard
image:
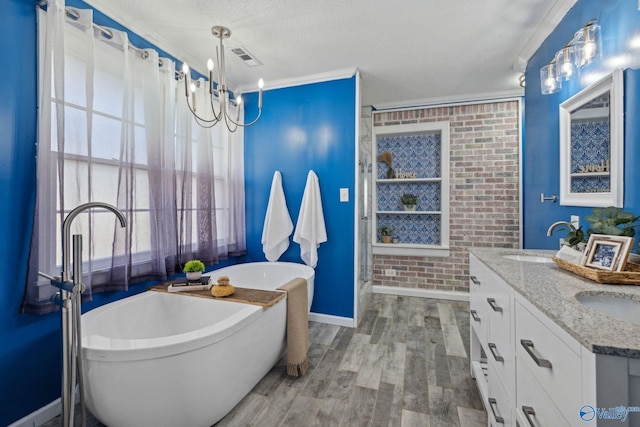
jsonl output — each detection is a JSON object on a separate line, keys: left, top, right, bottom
{"left": 9, "top": 398, "right": 60, "bottom": 427}
{"left": 309, "top": 311, "right": 356, "bottom": 327}
{"left": 373, "top": 285, "right": 469, "bottom": 302}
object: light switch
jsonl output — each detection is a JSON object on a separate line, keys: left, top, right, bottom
{"left": 340, "top": 188, "right": 349, "bottom": 202}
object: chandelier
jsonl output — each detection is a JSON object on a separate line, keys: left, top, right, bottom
{"left": 181, "top": 26, "right": 264, "bottom": 131}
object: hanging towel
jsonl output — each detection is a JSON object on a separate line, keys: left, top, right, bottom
{"left": 261, "top": 171, "right": 293, "bottom": 262}
{"left": 277, "top": 277, "right": 309, "bottom": 377}
{"left": 293, "top": 171, "right": 327, "bottom": 268}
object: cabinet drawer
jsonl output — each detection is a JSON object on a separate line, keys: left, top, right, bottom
{"left": 469, "top": 257, "right": 489, "bottom": 343}
{"left": 486, "top": 282, "right": 512, "bottom": 347}
{"left": 487, "top": 361, "right": 513, "bottom": 426}
{"left": 487, "top": 335, "right": 515, "bottom": 395}
{"left": 517, "top": 360, "right": 571, "bottom": 427}
{"left": 516, "top": 301, "right": 581, "bottom": 422}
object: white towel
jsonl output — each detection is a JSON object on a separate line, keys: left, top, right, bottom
{"left": 261, "top": 171, "right": 293, "bottom": 262}
{"left": 293, "top": 171, "right": 327, "bottom": 268}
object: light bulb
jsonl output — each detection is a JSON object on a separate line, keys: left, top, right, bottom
{"left": 182, "top": 62, "right": 189, "bottom": 74}
{"left": 258, "top": 78, "right": 264, "bottom": 89}
{"left": 190, "top": 82, "right": 196, "bottom": 93}
{"left": 561, "top": 60, "right": 573, "bottom": 77}
{"left": 583, "top": 41, "right": 596, "bottom": 60}
{"left": 545, "top": 76, "right": 556, "bottom": 90}
{"left": 207, "top": 58, "right": 214, "bottom": 71}
{"left": 236, "top": 95, "right": 242, "bottom": 105}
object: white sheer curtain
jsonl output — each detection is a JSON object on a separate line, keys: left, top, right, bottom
{"left": 22, "top": 0, "right": 246, "bottom": 314}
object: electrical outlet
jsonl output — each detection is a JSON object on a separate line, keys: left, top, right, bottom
{"left": 384, "top": 268, "right": 396, "bottom": 277}
{"left": 571, "top": 215, "right": 580, "bottom": 229}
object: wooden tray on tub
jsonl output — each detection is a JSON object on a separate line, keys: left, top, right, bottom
{"left": 147, "top": 283, "right": 286, "bottom": 308}
{"left": 552, "top": 256, "right": 640, "bottom": 285}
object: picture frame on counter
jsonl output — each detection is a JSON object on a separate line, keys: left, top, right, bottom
{"left": 581, "top": 235, "right": 635, "bottom": 272}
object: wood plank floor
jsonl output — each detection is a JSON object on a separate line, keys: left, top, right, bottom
{"left": 41, "top": 294, "right": 486, "bottom": 426}
{"left": 216, "top": 294, "right": 485, "bottom": 427}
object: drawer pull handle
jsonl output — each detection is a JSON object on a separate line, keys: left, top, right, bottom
{"left": 488, "top": 342, "right": 504, "bottom": 362}
{"left": 470, "top": 310, "right": 481, "bottom": 322}
{"left": 520, "top": 339, "right": 552, "bottom": 368}
{"left": 470, "top": 275, "right": 480, "bottom": 285}
{"left": 487, "top": 298, "right": 503, "bottom": 313}
{"left": 488, "top": 397, "right": 505, "bottom": 424}
{"left": 522, "top": 406, "right": 536, "bottom": 427}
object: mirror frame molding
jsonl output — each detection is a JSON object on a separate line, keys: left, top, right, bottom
{"left": 559, "top": 68, "right": 624, "bottom": 207}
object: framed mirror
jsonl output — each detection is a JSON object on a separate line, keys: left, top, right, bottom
{"left": 559, "top": 69, "right": 623, "bottom": 207}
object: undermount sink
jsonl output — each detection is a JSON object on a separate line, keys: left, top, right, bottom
{"left": 502, "top": 254, "right": 554, "bottom": 263}
{"left": 577, "top": 294, "right": 640, "bottom": 326}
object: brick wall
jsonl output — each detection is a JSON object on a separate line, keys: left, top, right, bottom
{"left": 372, "top": 100, "right": 520, "bottom": 293}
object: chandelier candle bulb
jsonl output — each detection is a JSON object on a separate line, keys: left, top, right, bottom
{"left": 182, "top": 63, "right": 190, "bottom": 97}
{"left": 207, "top": 58, "right": 214, "bottom": 94}
{"left": 258, "top": 78, "right": 264, "bottom": 108}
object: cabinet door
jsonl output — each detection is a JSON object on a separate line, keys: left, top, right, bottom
{"left": 516, "top": 359, "right": 571, "bottom": 427}
{"left": 516, "top": 300, "right": 582, "bottom": 424}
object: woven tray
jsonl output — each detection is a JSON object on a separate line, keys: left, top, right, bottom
{"left": 552, "top": 256, "right": 640, "bottom": 285}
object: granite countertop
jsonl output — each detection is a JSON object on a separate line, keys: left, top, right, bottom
{"left": 469, "top": 247, "right": 640, "bottom": 359}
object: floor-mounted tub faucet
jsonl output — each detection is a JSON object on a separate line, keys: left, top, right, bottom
{"left": 546, "top": 221, "right": 576, "bottom": 236}
{"left": 45, "top": 202, "right": 127, "bottom": 427}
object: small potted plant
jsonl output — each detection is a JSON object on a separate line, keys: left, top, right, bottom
{"left": 183, "top": 259, "right": 205, "bottom": 281}
{"left": 379, "top": 226, "right": 394, "bottom": 243}
{"left": 401, "top": 193, "right": 418, "bottom": 211}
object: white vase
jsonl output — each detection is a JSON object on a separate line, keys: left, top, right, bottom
{"left": 186, "top": 271, "right": 202, "bottom": 281}
{"left": 403, "top": 204, "right": 417, "bottom": 212}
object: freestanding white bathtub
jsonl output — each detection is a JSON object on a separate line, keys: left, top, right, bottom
{"left": 81, "top": 261, "right": 314, "bottom": 427}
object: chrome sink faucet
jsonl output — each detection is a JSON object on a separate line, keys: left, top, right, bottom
{"left": 546, "top": 221, "right": 576, "bottom": 236}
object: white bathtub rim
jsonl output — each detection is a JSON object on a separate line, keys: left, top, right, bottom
{"left": 82, "top": 292, "right": 268, "bottom": 362}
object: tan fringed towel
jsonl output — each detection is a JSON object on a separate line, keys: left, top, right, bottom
{"left": 277, "top": 277, "right": 309, "bottom": 377}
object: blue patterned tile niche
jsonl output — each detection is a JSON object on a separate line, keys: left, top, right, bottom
{"left": 377, "top": 213, "right": 441, "bottom": 245}
{"left": 570, "top": 120, "right": 610, "bottom": 193}
{"left": 377, "top": 133, "right": 441, "bottom": 179}
{"left": 377, "top": 182, "right": 440, "bottom": 211}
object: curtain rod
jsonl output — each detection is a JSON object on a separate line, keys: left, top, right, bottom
{"left": 37, "top": 1, "right": 179, "bottom": 76}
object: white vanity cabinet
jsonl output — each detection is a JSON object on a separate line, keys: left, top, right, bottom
{"left": 470, "top": 254, "right": 585, "bottom": 427}
{"left": 469, "top": 255, "right": 515, "bottom": 426}
{"left": 470, "top": 252, "right": 640, "bottom": 427}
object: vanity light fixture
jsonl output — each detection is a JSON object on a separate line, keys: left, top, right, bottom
{"left": 181, "top": 26, "right": 263, "bottom": 131}
{"left": 540, "top": 19, "right": 600, "bottom": 95}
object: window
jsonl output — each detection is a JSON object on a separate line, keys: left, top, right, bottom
{"left": 24, "top": 7, "right": 245, "bottom": 311}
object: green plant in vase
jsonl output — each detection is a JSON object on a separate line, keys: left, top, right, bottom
{"left": 379, "top": 225, "right": 393, "bottom": 243}
{"left": 400, "top": 193, "right": 418, "bottom": 211}
{"left": 183, "top": 259, "right": 205, "bottom": 281}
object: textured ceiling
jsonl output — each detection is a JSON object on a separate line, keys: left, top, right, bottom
{"left": 83, "top": 0, "right": 576, "bottom": 108}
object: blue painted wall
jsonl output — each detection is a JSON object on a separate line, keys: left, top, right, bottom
{"left": 524, "top": 0, "right": 640, "bottom": 249}
{"left": 0, "top": 1, "right": 356, "bottom": 424}
{"left": 243, "top": 79, "right": 357, "bottom": 318}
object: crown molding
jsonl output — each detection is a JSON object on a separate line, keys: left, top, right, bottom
{"left": 372, "top": 89, "right": 524, "bottom": 111}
